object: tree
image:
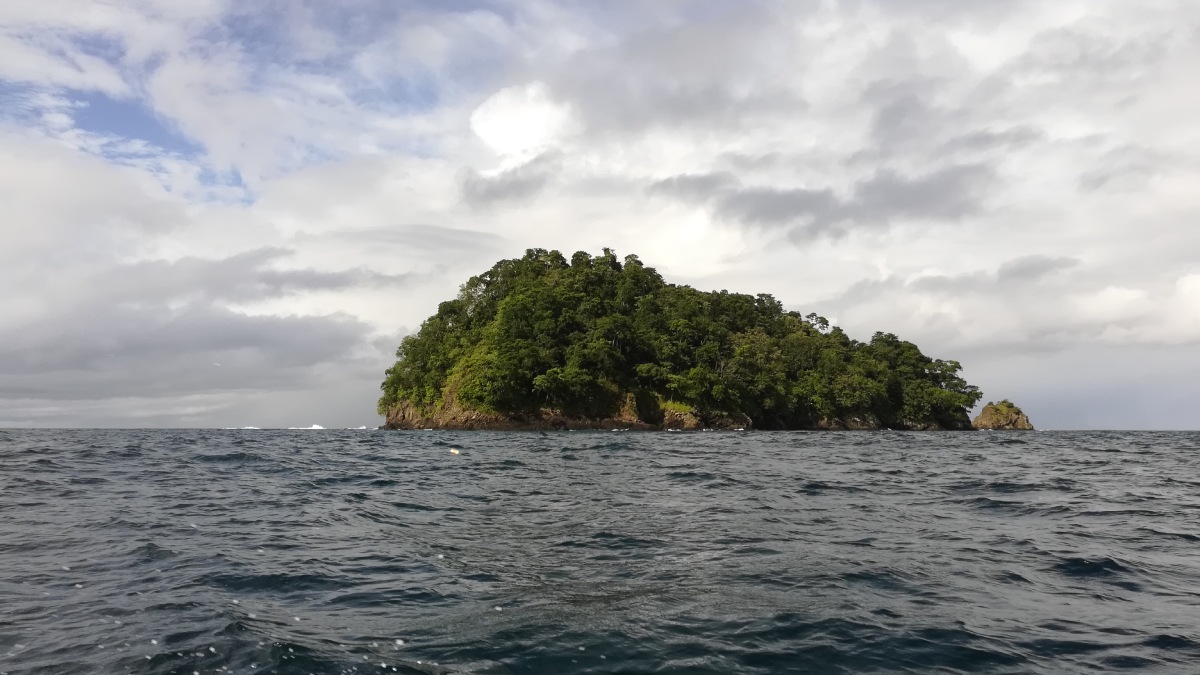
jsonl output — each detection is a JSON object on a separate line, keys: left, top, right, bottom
{"left": 379, "top": 248, "right": 983, "bottom": 429}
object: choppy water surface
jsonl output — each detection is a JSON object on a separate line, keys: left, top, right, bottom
{"left": 3, "top": 430, "right": 1200, "bottom": 674}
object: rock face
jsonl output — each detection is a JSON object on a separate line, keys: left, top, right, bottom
{"left": 382, "top": 399, "right": 972, "bottom": 432}
{"left": 384, "top": 401, "right": 653, "bottom": 431}
{"left": 383, "top": 386, "right": 972, "bottom": 432}
{"left": 813, "top": 411, "right": 973, "bottom": 431}
{"left": 382, "top": 399, "right": 751, "bottom": 431}
{"left": 972, "top": 400, "right": 1034, "bottom": 430}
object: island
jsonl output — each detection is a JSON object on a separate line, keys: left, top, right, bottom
{"left": 379, "top": 248, "right": 985, "bottom": 430}
{"left": 972, "top": 400, "right": 1035, "bottom": 430}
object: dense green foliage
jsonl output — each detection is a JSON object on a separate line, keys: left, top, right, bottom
{"left": 379, "top": 249, "right": 982, "bottom": 429}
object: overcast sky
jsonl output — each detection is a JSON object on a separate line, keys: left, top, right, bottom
{"left": 2, "top": 0, "right": 1197, "bottom": 429}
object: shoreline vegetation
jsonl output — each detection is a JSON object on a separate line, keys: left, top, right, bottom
{"left": 379, "top": 248, "right": 1002, "bottom": 431}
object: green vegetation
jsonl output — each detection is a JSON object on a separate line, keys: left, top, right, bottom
{"left": 988, "top": 400, "right": 1018, "bottom": 413}
{"left": 379, "top": 248, "right": 983, "bottom": 429}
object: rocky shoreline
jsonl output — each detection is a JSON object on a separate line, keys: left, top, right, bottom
{"left": 382, "top": 401, "right": 739, "bottom": 431}
{"left": 381, "top": 402, "right": 981, "bottom": 431}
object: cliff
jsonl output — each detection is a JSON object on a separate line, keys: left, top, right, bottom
{"left": 382, "top": 399, "right": 747, "bottom": 431}
{"left": 972, "top": 400, "right": 1034, "bottom": 430}
{"left": 382, "top": 400, "right": 971, "bottom": 431}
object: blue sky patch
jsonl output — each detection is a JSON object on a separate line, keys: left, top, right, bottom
{"left": 71, "top": 91, "right": 201, "bottom": 156}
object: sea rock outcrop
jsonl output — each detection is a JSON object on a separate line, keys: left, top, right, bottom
{"left": 972, "top": 400, "right": 1034, "bottom": 430}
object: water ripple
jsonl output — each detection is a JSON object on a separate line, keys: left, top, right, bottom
{"left": 1, "top": 429, "right": 1199, "bottom": 673}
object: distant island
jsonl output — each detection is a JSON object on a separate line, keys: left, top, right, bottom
{"left": 379, "top": 248, "right": 989, "bottom": 431}
{"left": 972, "top": 400, "right": 1035, "bottom": 430}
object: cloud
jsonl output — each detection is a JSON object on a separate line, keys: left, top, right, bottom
{"left": 469, "top": 82, "right": 577, "bottom": 156}
{"left": 847, "top": 164, "right": 994, "bottom": 223}
{"left": 652, "top": 163, "right": 994, "bottom": 239}
{"left": 1078, "top": 144, "right": 1162, "bottom": 192}
{"left": 808, "top": 255, "right": 1200, "bottom": 360}
{"left": 300, "top": 224, "right": 504, "bottom": 255}
{"left": 543, "top": 4, "right": 809, "bottom": 136}
{"left": 0, "top": 126, "right": 419, "bottom": 427}
{"left": 996, "top": 255, "right": 1079, "bottom": 282}
{"left": 939, "top": 126, "right": 1044, "bottom": 154}
{"left": 0, "top": 244, "right": 413, "bottom": 404}
{"left": 716, "top": 186, "right": 838, "bottom": 230}
{"left": 98, "top": 248, "right": 413, "bottom": 303}
{"left": 646, "top": 172, "right": 739, "bottom": 203}
{"left": 0, "top": 129, "right": 187, "bottom": 273}
{"left": 2, "top": 0, "right": 1200, "bottom": 428}
{"left": 850, "top": 0, "right": 1032, "bottom": 23}
{"left": 1013, "top": 23, "right": 1170, "bottom": 87}
{"left": 460, "top": 151, "right": 561, "bottom": 207}
{"left": 0, "top": 306, "right": 369, "bottom": 393}
{"left": 858, "top": 75, "right": 958, "bottom": 160}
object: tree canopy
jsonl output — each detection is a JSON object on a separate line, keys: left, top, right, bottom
{"left": 379, "top": 248, "right": 982, "bottom": 429}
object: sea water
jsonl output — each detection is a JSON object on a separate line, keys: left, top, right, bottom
{"left": 2, "top": 429, "right": 1199, "bottom": 673}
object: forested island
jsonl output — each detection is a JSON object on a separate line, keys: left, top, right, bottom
{"left": 378, "top": 248, "right": 985, "bottom": 430}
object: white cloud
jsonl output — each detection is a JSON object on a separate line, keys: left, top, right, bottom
{"left": 470, "top": 82, "right": 577, "bottom": 158}
{"left": 0, "top": 33, "right": 128, "bottom": 94}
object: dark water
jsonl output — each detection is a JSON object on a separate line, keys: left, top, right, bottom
{"left": 3, "top": 430, "right": 1200, "bottom": 674}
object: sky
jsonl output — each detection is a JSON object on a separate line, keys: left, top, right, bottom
{"left": 1, "top": 0, "right": 1198, "bottom": 430}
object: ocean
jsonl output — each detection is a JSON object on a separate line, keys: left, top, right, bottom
{"left": 2, "top": 429, "right": 1199, "bottom": 674}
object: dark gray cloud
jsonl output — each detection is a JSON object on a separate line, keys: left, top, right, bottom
{"left": 646, "top": 171, "right": 739, "bottom": 203}
{"left": 460, "top": 151, "right": 560, "bottom": 207}
{"left": 840, "top": 29, "right": 1052, "bottom": 175}
{"left": 996, "top": 255, "right": 1080, "bottom": 282}
{"left": 853, "top": 71, "right": 1036, "bottom": 166}
{"left": 719, "top": 152, "right": 786, "bottom": 171}
{"left": 849, "top": 164, "right": 994, "bottom": 222}
{"left": 858, "top": 77, "right": 957, "bottom": 159}
{"left": 562, "top": 81, "right": 803, "bottom": 136}
{"left": 938, "top": 126, "right": 1044, "bottom": 154}
{"left": 907, "top": 272, "right": 991, "bottom": 295}
{"left": 651, "top": 163, "right": 995, "bottom": 238}
{"left": 717, "top": 186, "right": 839, "bottom": 229}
